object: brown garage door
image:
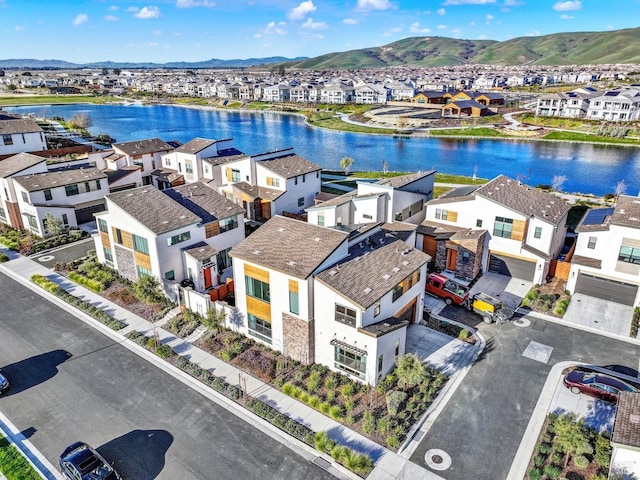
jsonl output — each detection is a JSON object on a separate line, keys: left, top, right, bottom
{"left": 575, "top": 273, "right": 638, "bottom": 306}
{"left": 489, "top": 253, "right": 536, "bottom": 281}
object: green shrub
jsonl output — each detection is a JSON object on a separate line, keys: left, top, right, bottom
{"left": 306, "top": 372, "right": 321, "bottom": 392}
{"left": 543, "top": 464, "right": 561, "bottom": 479}
{"left": 377, "top": 417, "right": 391, "bottom": 436}
{"left": 68, "top": 271, "right": 103, "bottom": 292}
{"left": 319, "top": 401, "right": 331, "bottom": 414}
{"left": 573, "top": 454, "right": 590, "bottom": 469}
{"left": 532, "top": 454, "right": 546, "bottom": 467}
{"left": 340, "top": 383, "right": 354, "bottom": 397}
{"left": 362, "top": 410, "right": 376, "bottom": 435}
{"left": 314, "top": 431, "right": 334, "bottom": 453}
{"left": 282, "top": 383, "right": 294, "bottom": 395}
{"left": 594, "top": 433, "right": 611, "bottom": 467}
{"left": 0, "top": 253, "right": 9, "bottom": 262}
{"left": 538, "top": 442, "right": 552, "bottom": 454}
{"left": 308, "top": 395, "right": 320, "bottom": 409}
{"left": 386, "top": 434, "right": 400, "bottom": 449}
{"left": 526, "top": 467, "right": 542, "bottom": 480}
{"left": 324, "top": 373, "right": 338, "bottom": 390}
{"left": 386, "top": 390, "right": 407, "bottom": 416}
{"left": 155, "top": 344, "right": 173, "bottom": 359}
{"left": 329, "top": 405, "right": 343, "bottom": 420}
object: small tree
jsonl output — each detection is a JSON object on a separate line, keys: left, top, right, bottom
{"left": 551, "top": 175, "right": 567, "bottom": 193}
{"left": 43, "top": 213, "right": 64, "bottom": 237}
{"left": 69, "top": 113, "right": 93, "bottom": 131}
{"left": 203, "top": 307, "right": 226, "bottom": 332}
{"left": 553, "top": 413, "right": 589, "bottom": 468}
{"left": 394, "top": 353, "right": 425, "bottom": 391}
{"left": 340, "top": 156, "right": 354, "bottom": 176}
{"left": 382, "top": 160, "right": 389, "bottom": 175}
{"left": 614, "top": 179, "right": 627, "bottom": 201}
{"left": 132, "top": 275, "right": 165, "bottom": 304}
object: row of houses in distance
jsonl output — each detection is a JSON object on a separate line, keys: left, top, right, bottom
{"left": 535, "top": 85, "right": 640, "bottom": 121}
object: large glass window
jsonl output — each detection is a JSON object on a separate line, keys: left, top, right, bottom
{"left": 98, "top": 218, "right": 108, "bottom": 233}
{"left": 21, "top": 191, "right": 28, "bottom": 203}
{"left": 246, "top": 276, "right": 270, "bottom": 302}
{"left": 619, "top": 246, "right": 640, "bottom": 265}
{"left": 2, "top": 134, "right": 13, "bottom": 146}
{"left": 534, "top": 226, "right": 542, "bottom": 239}
{"left": 103, "top": 247, "right": 113, "bottom": 263}
{"left": 335, "top": 304, "right": 356, "bottom": 327}
{"left": 167, "top": 231, "right": 191, "bottom": 246}
{"left": 334, "top": 346, "right": 366, "bottom": 379}
{"left": 65, "top": 184, "right": 80, "bottom": 197}
{"left": 392, "top": 282, "right": 404, "bottom": 302}
{"left": 317, "top": 215, "right": 324, "bottom": 227}
{"left": 493, "top": 216, "right": 513, "bottom": 238}
{"left": 136, "top": 265, "right": 153, "bottom": 278}
{"left": 44, "top": 189, "right": 52, "bottom": 201}
{"left": 248, "top": 314, "right": 272, "bottom": 344}
{"left": 289, "top": 288, "right": 299, "bottom": 315}
{"left": 219, "top": 217, "right": 238, "bottom": 233}
{"left": 588, "top": 236, "right": 597, "bottom": 249}
{"left": 132, "top": 234, "right": 149, "bottom": 254}
{"left": 231, "top": 169, "right": 241, "bottom": 182}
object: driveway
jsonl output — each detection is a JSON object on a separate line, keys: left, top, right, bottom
{"left": 563, "top": 293, "right": 634, "bottom": 337}
{"left": 29, "top": 238, "right": 94, "bottom": 269}
{"left": 469, "top": 271, "right": 532, "bottom": 310}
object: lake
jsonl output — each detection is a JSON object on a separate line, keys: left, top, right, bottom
{"left": 7, "top": 103, "right": 640, "bottom": 197}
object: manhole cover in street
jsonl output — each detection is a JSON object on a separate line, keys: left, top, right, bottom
{"left": 425, "top": 449, "right": 451, "bottom": 471}
{"left": 38, "top": 255, "right": 55, "bottom": 262}
{"left": 513, "top": 317, "right": 531, "bottom": 328}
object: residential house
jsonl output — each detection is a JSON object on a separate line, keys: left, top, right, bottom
{"left": 93, "top": 182, "right": 245, "bottom": 303}
{"left": 423, "top": 175, "right": 571, "bottom": 284}
{"left": 586, "top": 88, "right": 640, "bottom": 121}
{"left": 229, "top": 215, "right": 429, "bottom": 383}
{"left": 567, "top": 195, "right": 640, "bottom": 308}
{"left": 306, "top": 171, "right": 435, "bottom": 228}
{"left": 0, "top": 116, "right": 47, "bottom": 158}
{"left": 13, "top": 167, "right": 108, "bottom": 236}
{"left": 111, "top": 138, "right": 175, "bottom": 185}
{"left": 354, "top": 84, "right": 389, "bottom": 104}
{"left": 442, "top": 99, "right": 489, "bottom": 117}
{"left": 609, "top": 392, "right": 640, "bottom": 479}
{"left": 0, "top": 152, "right": 48, "bottom": 229}
{"left": 263, "top": 84, "right": 291, "bottom": 103}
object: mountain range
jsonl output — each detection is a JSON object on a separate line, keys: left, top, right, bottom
{"left": 2, "top": 27, "right": 640, "bottom": 70}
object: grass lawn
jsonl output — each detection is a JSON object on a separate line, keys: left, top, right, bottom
{"left": 0, "top": 94, "right": 117, "bottom": 106}
{"left": 0, "top": 436, "right": 42, "bottom": 480}
{"left": 430, "top": 127, "right": 507, "bottom": 137}
{"left": 306, "top": 111, "right": 402, "bottom": 134}
{"left": 434, "top": 173, "right": 489, "bottom": 185}
{"left": 542, "top": 130, "right": 640, "bottom": 145}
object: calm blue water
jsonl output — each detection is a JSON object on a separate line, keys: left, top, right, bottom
{"left": 7, "top": 103, "right": 640, "bottom": 196}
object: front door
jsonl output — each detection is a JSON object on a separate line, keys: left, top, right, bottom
{"left": 203, "top": 267, "right": 212, "bottom": 289}
{"left": 446, "top": 248, "right": 457, "bottom": 271}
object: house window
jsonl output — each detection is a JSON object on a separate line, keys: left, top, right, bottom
{"left": 164, "top": 158, "right": 171, "bottom": 166}
{"left": 132, "top": 234, "right": 149, "bottom": 254}
{"left": 334, "top": 346, "right": 366, "bottom": 379}
{"left": 298, "top": 197, "right": 304, "bottom": 207}
{"left": 377, "top": 354, "right": 383, "bottom": 373}
{"left": 534, "top": 227, "right": 542, "bottom": 239}
{"left": 26, "top": 214, "right": 38, "bottom": 230}
{"left": 363, "top": 214, "right": 373, "bottom": 220}
{"left": 588, "top": 236, "right": 597, "bottom": 249}
{"left": 65, "top": 184, "right": 80, "bottom": 197}
{"left": 462, "top": 251, "right": 470, "bottom": 264}
{"left": 294, "top": 177, "right": 298, "bottom": 185}
{"left": 302, "top": 174, "right": 306, "bottom": 183}
{"left": 44, "top": 189, "right": 52, "bottom": 201}
{"left": 231, "top": 169, "right": 241, "bottom": 182}
{"left": 317, "top": 215, "right": 324, "bottom": 227}
{"left": 435, "top": 208, "right": 448, "bottom": 220}
{"left": 0, "top": 207, "right": 6, "bottom": 220}
{"left": 114, "top": 228, "right": 123, "bottom": 244}
{"left": 98, "top": 218, "right": 108, "bottom": 233}
{"left": 395, "top": 339, "right": 400, "bottom": 357}
{"left": 21, "top": 191, "right": 28, "bottom": 203}
{"left": 61, "top": 214, "right": 68, "bottom": 227}
{"left": 335, "top": 304, "right": 356, "bottom": 327}
{"left": 476, "top": 219, "right": 483, "bottom": 228}
{"left": 392, "top": 282, "right": 404, "bottom": 302}
{"left": 289, "top": 283, "right": 299, "bottom": 315}
{"left": 2, "top": 134, "right": 13, "bottom": 146}
{"left": 95, "top": 180, "right": 101, "bottom": 190}
{"left": 619, "top": 246, "right": 640, "bottom": 265}
{"left": 165, "top": 270, "right": 175, "bottom": 281}
{"left": 267, "top": 177, "right": 280, "bottom": 187}
{"left": 219, "top": 217, "right": 238, "bottom": 233}
{"left": 217, "top": 247, "right": 232, "bottom": 271}
{"left": 246, "top": 276, "right": 270, "bottom": 302}
{"left": 248, "top": 313, "right": 272, "bottom": 344}
{"left": 493, "top": 216, "right": 513, "bottom": 238}
{"left": 103, "top": 247, "right": 113, "bottom": 264}
{"left": 136, "top": 265, "right": 153, "bottom": 278}
{"left": 167, "top": 231, "right": 191, "bottom": 246}
{"left": 374, "top": 302, "right": 380, "bottom": 317}
{"left": 185, "top": 163, "right": 193, "bottom": 174}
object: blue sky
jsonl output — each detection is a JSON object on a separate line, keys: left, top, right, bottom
{"left": 2, "top": 0, "right": 640, "bottom": 63}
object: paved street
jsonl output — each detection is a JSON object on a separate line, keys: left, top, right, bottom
{"left": 0, "top": 271, "right": 334, "bottom": 480}
{"left": 409, "top": 313, "right": 640, "bottom": 480}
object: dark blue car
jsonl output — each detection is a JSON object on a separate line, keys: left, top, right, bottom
{"left": 0, "top": 371, "right": 8, "bottom": 394}
{"left": 58, "top": 442, "right": 121, "bottom": 480}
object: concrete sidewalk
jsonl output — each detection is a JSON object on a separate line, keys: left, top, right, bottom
{"left": 1, "top": 250, "right": 468, "bottom": 480}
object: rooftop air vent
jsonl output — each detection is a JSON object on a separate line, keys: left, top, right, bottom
{"left": 382, "top": 274, "right": 391, "bottom": 280}
{"left": 363, "top": 287, "right": 372, "bottom": 294}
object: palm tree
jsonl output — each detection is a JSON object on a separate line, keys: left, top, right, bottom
{"left": 340, "top": 156, "right": 354, "bottom": 176}
{"left": 395, "top": 353, "right": 425, "bottom": 391}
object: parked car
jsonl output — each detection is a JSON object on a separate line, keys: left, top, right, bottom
{"left": 0, "top": 371, "right": 8, "bottom": 394}
{"left": 563, "top": 368, "right": 638, "bottom": 403}
{"left": 59, "top": 442, "right": 121, "bottom": 480}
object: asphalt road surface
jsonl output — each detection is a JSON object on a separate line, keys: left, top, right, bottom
{"left": 410, "top": 310, "right": 640, "bottom": 480}
{"left": 0, "top": 271, "right": 334, "bottom": 480}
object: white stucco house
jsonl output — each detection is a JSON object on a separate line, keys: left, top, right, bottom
{"left": 423, "top": 175, "right": 571, "bottom": 285}
{"left": 566, "top": 195, "right": 640, "bottom": 308}
{"left": 0, "top": 116, "right": 47, "bottom": 157}
{"left": 111, "top": 138, "right": 175, "bottom": 185}
{"left": 0, "top": 153, "right": 48, "bottom": 230}
{"left": 229, "top": 215, "right": 429, "bottom": 384}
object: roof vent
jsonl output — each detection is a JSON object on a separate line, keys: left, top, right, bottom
{"left": 252, "top": 249, "right": 261, "bottom": 255}
{"left": 278, "top": 228, "right": 285, "bottom": 232}
{"left": 363, "top": 287, "right": 372, "bottom": 294}
{"left": 287, "top": 260, "right": 296, "bottom": 266}
{"left": 329, "top": 269, "right": 338, "bottom": 276}
{"left": 393, "top": 267, "right": 400, "bottom": 273}
{"left": 382, "top": 274, "right": 391, "bottom": 280}
{"left": 631, "top": 414, "right": 640, "bottom": 424}
{"left": 314, "top": 237, "right": 322, "bottom": 242}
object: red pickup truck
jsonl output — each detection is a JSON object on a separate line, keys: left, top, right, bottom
{"left": 425, "top": 273, "right": 469, "bottom": 306}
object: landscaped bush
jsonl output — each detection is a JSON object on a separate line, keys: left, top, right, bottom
{"left": 0, "top": 253, "right": 9, "bottom": 263}
{"left": 631, "top": 307, "right": 640, "bottom": 338}
{"left": 68, "top": 271, "right": 103, "bottom": 292}
{"left": 0, "top": 436, "right": 43, "bottom": 480}
{"left": 386, "top": 390, "right": 407, "bottom": 416}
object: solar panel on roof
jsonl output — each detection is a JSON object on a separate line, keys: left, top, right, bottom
{"left": 582, "top": 207, "right": 615, "bottom": 225}
{"left": 605, "top": 91, "right": 619, "bottom": 96}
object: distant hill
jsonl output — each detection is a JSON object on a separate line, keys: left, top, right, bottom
{"left": 287, "top": 27, "right": 640, "bottom": 69}
{"left": 0, "top": 57, "right": 307, "bottom": 70}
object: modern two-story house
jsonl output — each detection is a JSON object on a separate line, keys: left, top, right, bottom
{"left": 0, "top": 116, "right": 47, "bottom": 158}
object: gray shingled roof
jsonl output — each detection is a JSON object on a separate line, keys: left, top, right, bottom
{"left": 258, "top": 153, "right": 320, "bottom": 179}
{"left": 230, "top": 215, "right": 349, "bottom": 279}
{"left": 113, "top": 138, "right": 174, "bottom": 156}
{"left": 107, "top": 186, "right": 200, "bottom": 235}
{"left": 316, "top": 235, "right": 430, "bottom": 309}
{"left": 173, "top": 138, "right": 222, "bottom": 155}
{"left": 13, "top": 168, "right": 107, "bottom": 192}
{"left": 610, "top": 195, "right": 640, "bottom": 229}
{"left": 0, "top": 118, "right": 43, "bottom": 135}
{"left": 0, "top": 152, "right": 46, "bottom": 178}
{"left": 231, "top": 182, "right": 284, "bottom": 201}
{"left": 571, "top": 255, "right": 602, "bottom": 269}
{"left": 167, "top": 182, "right": 245, "bottom": 221}
{"left": 183, "top": 241, "right": 217, "bottom": 262}
{"left": 612, "top": 392, "right": 640, "bottom": 448}
{"left": 373, "top": 171, "right": 435, "bottom": 189}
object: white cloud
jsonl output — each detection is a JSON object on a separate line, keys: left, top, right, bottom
{"left": 73, "top": 13, "right": 88, "bottom": 25}
{"left": 175, "top": 0, "right": 216, "bottom": 7}
{"left": 478, "top": 33, "right": 487, "bottom": 39}
{"left": 469, "top": 20, "right": 476, "bottom": 26}
{"left": 15, "top": 25, "right": 23, "bottom": 31}
{"left": 526, "top": 29, "right": 540, "bottom": 36}
{"left": 606, "top": 24, "right": 614, "bottom": 30}
{"left": 437, "top": 24, "right": 447, "bottom": 29}
{"left": 381, "top": 26, "right": 402, "bottom": 37}
{"left": 343, "top": 18, "right": 358, "bottom": 25}
{"left": 147, "top": 42, "right": 159, "bottom": 47}
{"left": 104, "top": 15, "right": 118, "bottom": 21}
{"left": 444, "top": 0, "right": 496, "bottom": 4}
{"left": 289, "top": 0, "right": 316, "bottom": 20}
{"left": 560, "top": 14, "right": 573, "bottom": 19}
{"left": 127, "top": 6, "right": 139, "bottom": 12}
{"left": 409, "top": 22, "right": 431, "bottom": 34}
{"left": 134, "top": 6, "right": 160, "bottom": 19}
{"left": 264, "top": 21, "right": 287, "bottom": 35}
{"left": 108, "top": 5, "right": 118, "bottom": 10}
{"left": 356, "top": 0, "right": 394, "bottom": 11}
{"left": 301, "top": 18, "right": 327, "bottom": 30}
{"left": 552, "top": 1, "right": 581, "bottom": 11}
{"left": 486, "top": 14, "right": 493, "bottom": 20}
{"left": 153, "top": 29, "right": 163, "bottom": 35}
{"left": 437, "top": 8, "right": 446, "bottom": 15}
{"left": 451, "top": 28, "right": 461, "bottom": 36}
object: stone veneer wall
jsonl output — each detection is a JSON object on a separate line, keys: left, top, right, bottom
{"left": 454, "top": 235, "right": 484, "bottom": 280}
{"left": 114, "top": 244, "right": 137, "bottom": 282}
{"left": 282, "top": 312, "right": 314, "bottom": 365}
